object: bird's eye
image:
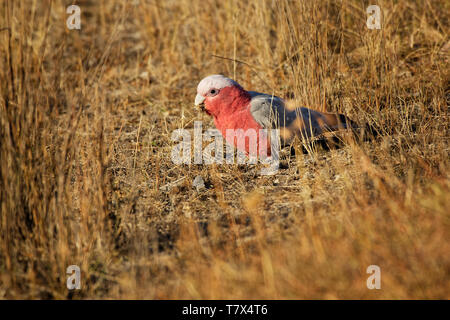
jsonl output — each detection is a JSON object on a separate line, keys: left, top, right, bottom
{"left": 210, "top": 89, "right": 217, "bottom": 95}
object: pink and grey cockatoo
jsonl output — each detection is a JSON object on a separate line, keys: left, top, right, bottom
{"left": 194, "top": 74, "right": 356, "bottom": 156}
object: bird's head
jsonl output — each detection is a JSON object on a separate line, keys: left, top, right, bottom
{"left": 195, "top": 75, "right": 250, "bottom": 117}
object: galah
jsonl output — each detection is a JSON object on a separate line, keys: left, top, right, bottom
{"left": 194, "top": 74, "right": 356, "bottom": 157}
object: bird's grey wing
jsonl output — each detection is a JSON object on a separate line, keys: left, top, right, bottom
{"left": 248, "top": 91, "right": 295, "bottom": 129}
{"left": 249, "top": 91, "right": 304, "bottom": 146}
{"left": 249, "top": 91, "right": 350, "bottom": 144}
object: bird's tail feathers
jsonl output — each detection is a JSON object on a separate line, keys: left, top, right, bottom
{"left": 321, "top": 112, "right": 379, "bottom": 141}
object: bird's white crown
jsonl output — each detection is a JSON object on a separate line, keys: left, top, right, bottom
{"left": 197, "top": 74, "right": 241, "bottom": 95}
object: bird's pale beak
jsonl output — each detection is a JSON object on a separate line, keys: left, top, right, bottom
{"left": 195, "top": 94, "right": 205, "bottom": 107}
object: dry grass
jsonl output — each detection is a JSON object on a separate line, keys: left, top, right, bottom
{"left": 0, "top": 0, "right": 449, "bottom": 299}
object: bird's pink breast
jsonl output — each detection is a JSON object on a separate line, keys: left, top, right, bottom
{"left": 212, "top": 98, "right": 270, "bottom": 156}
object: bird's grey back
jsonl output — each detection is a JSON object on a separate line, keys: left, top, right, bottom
{"left": 249, "top": 91, "right": 290, "bottom": 127}
{"left": 249, "top": 91, "right": 325, "bottom": 137}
